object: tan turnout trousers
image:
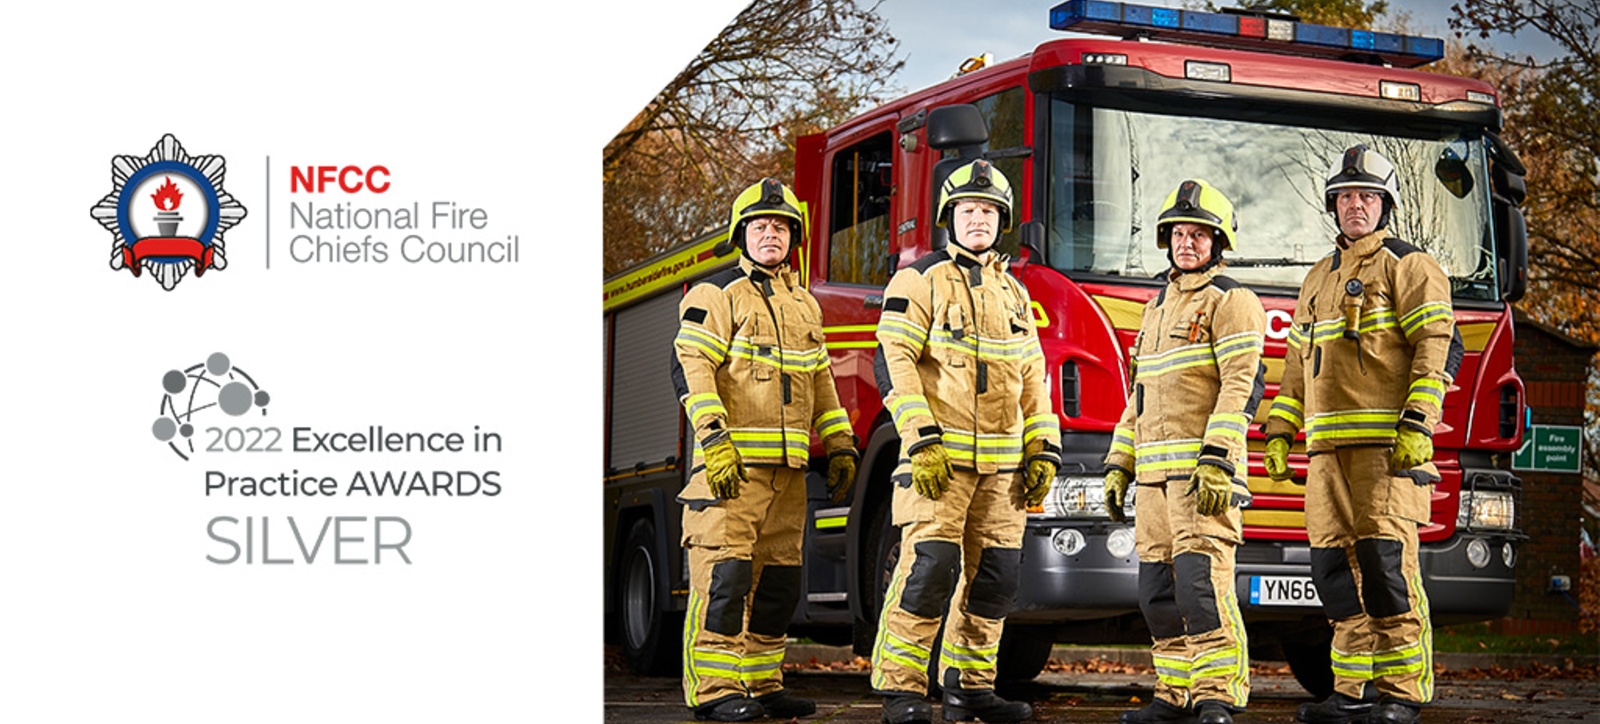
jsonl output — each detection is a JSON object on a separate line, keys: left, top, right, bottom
{"left": 680, "top": 466, "right": 808, "bottom": 707}
{"left": 1135, "top": 481, "right": 1251, "bottom": 709}
{"left": 870, "top": 468, "right": 1027, "bottom": 695}
{"left": 1305, "top": 446, "right": 1434, "bottom": 704}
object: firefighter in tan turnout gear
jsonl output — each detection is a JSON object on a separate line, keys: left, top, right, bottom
{"left": 870, "top": 160, "right": 1060, "bottom": 724}
{"left": 1264, "top": 145, "right": 1461, "bottom": 724}
{"left": 672, "top": 178, "right": 859, "bottom": 722}
{"left": 1102, "top": 180, "right": 1265, "bottom": 724}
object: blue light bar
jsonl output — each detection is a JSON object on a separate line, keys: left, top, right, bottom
{"left": 1406, "top": 36, "right": 1445, "bottom": 58}
{"left": 1122, "top": 3, "right": 1156, "bottom": 26}
{"left": 1183, "top": 10, "right": 1238, "bottom": 35}
{"left": 1048, "top": 0, "right": 1446, "bottom": 68}
{"left": 1372, "top": 32, "right": 1406, "bottom": 54}
{"left": 1296, "top": 23, "right": 1350, "bottom": 48}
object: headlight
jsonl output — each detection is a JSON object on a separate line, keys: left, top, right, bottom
{"left": 1034, "top": 474, "right": 1136, "bottom": 519}
{"left": 1105, "top": 527, "right": 1137, "bottom": 559}
{"left": 1052, "top": 529, "right": 1087, "bottom": 556}
{"left": 1456, "top": 490, "right": 1516, "bottom": 531}
{"left": 1466, "top": 538, "right": 1491, "bottom": 569}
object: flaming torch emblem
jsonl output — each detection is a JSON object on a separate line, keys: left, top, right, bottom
{"left": 89, "top": 133, "right": 248, "bottom": 291}
{"left": 152, "top": 176, "right": 184, "bottom": 236}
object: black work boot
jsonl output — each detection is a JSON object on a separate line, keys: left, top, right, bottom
{"left": 1194, "top": 700, "right": 1236, "bottom": 724}
{"left": 1295, "top": 692, "right": 1375, "bottom": 724}
{"left": 1367, "top": 697, "right": 1422, "bottom": 724}
{"left": 693, "top": 694, "right": 764, "bottom": 722}
{"left": 1119, "top": 698, "right": 1194, "bottom": 724}
{"left": 756, "top": 689, "right": 817, "bottom": 718}
{"left": 941, "top": 687, "right": 1032, "bottom": 722}
{"left": 883, "top": 694, "right": 934, "bottom": 724}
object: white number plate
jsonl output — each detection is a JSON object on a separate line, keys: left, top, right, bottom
{"left": 1248, "top": 576, "right": 1323, "bottom": 606}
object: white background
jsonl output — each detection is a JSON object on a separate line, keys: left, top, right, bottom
{"left": 0, "top": 1, "right": 742, "bottom": 721}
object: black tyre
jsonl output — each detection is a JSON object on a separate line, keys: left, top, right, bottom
{"left": 1282, "top": 638, "right": 1336, "bottom": 700}
{"left": 619, "top": 519, "right": 683, "bottom": 677}
{"left": 997, "top": 625, "right": 1055, "bottom": 682}
{"left": 863, "top": 499, "right": 901, "bottom": 624}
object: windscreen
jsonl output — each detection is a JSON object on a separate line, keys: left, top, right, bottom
{"left": 1045, "top": 98, "right": 1499, "bottom": 300}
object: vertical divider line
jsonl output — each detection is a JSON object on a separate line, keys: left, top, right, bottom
{"left": 265, "top": 156, "right": 271, "bottom": 270}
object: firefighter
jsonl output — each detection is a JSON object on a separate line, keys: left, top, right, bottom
{"left": 1102, "top": 179, "right": 1265, "bottom": 724}
{"left": 672, "top": 178, "right": 860, "bottom": 722}
{"left": 870, "top": 159, "right": 1059, "bottom": 724}
{"left": 1263, "top": 145, "right": 1460, "bottom": 724}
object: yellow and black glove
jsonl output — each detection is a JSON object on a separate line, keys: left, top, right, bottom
{"left": 1184, "top": 462, "right": 1234, "bottom": 517}
{"left": 703, "top": 438, "right": 747, "bottom": 500}
{"left": 1264, "top": 436, "right": 1293, "bottom": 482}
{"left": 826, "top": 450, "right": 858, "bottom": 504}
{"left": 910, "top": 444, "right": 953, "bottom": 500}
{"left": 1390, "top": 426, "right": 1433, "bottom": 471}
{"left": 1025, "top": 457, "right": 1057, "bottom": 508}
{"left": 1103, "top": 467, "right": 1130, "bottom": 523}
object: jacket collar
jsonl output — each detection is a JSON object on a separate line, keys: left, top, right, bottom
{"left": 739, "top": 255, "right": 795, "bottom": 291}
{"left": 1336, "top": 228, "right": 1390, "bottom": 259}
{"left": 1166, "top": 264, "right": 1220, "bottom": 293}
{"left": 947, "top": 242, "right": 1006, "bottom": 271}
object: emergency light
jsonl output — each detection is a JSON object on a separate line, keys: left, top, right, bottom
{"left": 1049, "top": 0, "right": 1445, "bottom": 68}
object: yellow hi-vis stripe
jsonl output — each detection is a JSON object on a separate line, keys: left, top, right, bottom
{"left": 940, "top": 639, "right": 999, "bottom": 670}
{"left": 741, "top": 648, "right": 785, "bottom": 682}
{"left": 1153, "top": 654, "right": 1193, "bottom": 687}
{"left": 814, "top": 408, "right": 851, "bottom": 439}
{"left": 1331, "top": 647, "right": 1374, "bottom": 681}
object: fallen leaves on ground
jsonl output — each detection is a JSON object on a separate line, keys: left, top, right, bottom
{"left": 1438, "top": 660, "right": 1600, "bottom": 681}
{"left": 783, "top": 656, "right": 870, "bottom": 672}
{"left": 1043, "top": 657, "right": 1148, "bottom": 675}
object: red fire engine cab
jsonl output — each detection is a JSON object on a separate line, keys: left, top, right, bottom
{"left": 603, "top": 1, "right": 1528, "bottom": 694}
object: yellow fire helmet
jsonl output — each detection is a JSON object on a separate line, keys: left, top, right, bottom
{"left": 727, "top": 178, "right": 807, "bottom": 248}
{"left": 1156, "top": 178, "right": 1238, "bottom": 251}
{"left": 937, "top": 159, "right": 1014, "bottom": 232}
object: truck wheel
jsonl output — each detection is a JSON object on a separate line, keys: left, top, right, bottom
{"left": 864, "top": 500, "right": 901, "bottom": 621}
{"left": 619, "top": 519, "right": 682, "bottom": 677}
{"left": 997, "top": 625, "right": 1055, "bottom": 682}
{"left": 1282, "top": 639, "right": 1335, "bottom": 700}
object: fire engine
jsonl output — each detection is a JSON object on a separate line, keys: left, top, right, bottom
{"left": 603, "top": 1, "right": 1528, "bottom": 696}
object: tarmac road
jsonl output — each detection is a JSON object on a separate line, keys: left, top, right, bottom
{"left": 603, "top": 648, "right": 1600, "bottom": 723}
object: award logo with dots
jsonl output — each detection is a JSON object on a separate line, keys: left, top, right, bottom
{"left": 150, "top": 352, "right": 504, "bottom": 566}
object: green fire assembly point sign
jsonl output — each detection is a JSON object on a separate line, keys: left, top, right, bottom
{"left": 1511, "top": 425, "right": 1583, "bottom": 473}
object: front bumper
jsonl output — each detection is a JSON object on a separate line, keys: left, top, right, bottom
{"left": 1010, "top": 522, "right": 1517, "bottom": 623}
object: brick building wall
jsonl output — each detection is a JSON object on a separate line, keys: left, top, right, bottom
{"left": 1494, "top": 310, "right": 1595, "bottom": 633}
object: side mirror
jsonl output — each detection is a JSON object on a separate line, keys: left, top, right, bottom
{"left": 927, "top": 105, "right": 989, "bottom": 151}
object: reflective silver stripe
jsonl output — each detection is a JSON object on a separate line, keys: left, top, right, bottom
{"left": 879, "top": 636, "right": 930, "bottom": 668}
{"left": 1372, "top": 653, "right": 1424, "bottom": 671}
{"left": 878, "top": 317, "right": 930, "bottom": 352}
{"left": 1213, "top": 332, "right": 1263, "bottom": 362}
{"left": 1205, "top": 414, "right": 1249, "bottom": 439}
{"left": 927, "top": 330, "right": 1040, "bottom": 360}
{"left": 1135, "top": 343, "right": 1215, "bottom": 377}
{"left": 1192, "top": 656, "right": 1240, "bottom": 676}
